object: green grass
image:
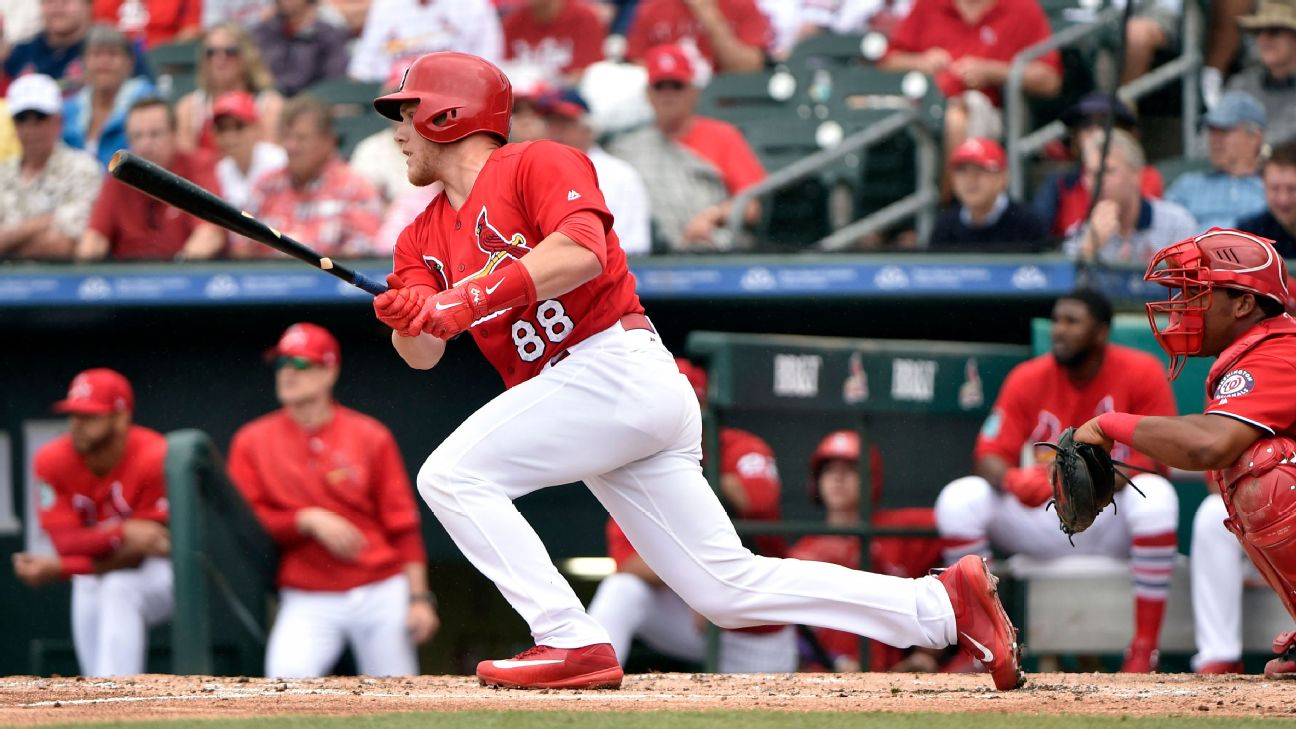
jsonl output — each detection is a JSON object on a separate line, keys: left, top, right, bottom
{"left": 41, "top": 713, "right": 1296, "bottom": 729}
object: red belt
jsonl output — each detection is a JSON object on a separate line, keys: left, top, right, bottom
{"left": 620, "top": 313, "right": 655, "bottom": 334}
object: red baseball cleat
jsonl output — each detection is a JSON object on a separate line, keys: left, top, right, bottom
{"left": 476, "top": 644, "right": 624, "bottom": 689}
{"left": 1265, "top": 631, "right": 1296, "bottom": 679}
{"left": 1196, "top": 660, "right": 1244, "bottom": 674}
{"left": 1120, "top": 641, "right": 1159, "bottom": 673}
{"left": 936, "top": 555, "right": 1024, "bottom": 691}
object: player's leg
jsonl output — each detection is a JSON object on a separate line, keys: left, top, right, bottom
{"left": 89, "top": 556, "right": 175, "bottom": 676}
{"left": 586, "top": 573, "right": 666, "bottom": 665}
{"left": 1111, "top": 473, "right": 1179, "bottom": 671}
{"left": 626, "top": 585, "right": 706, "bottom": 663}
{"left": 934, "top": 476, "right": 996, "bottom": 564}
{"left": 265, "top": 588, "right": 349, "bottom": 678}
{"left": 718, "top": 627, "right": 799, "bottom": 673}
{"left": 1190, "top": 493, "right": 1246, "bottom": 672}
{"left": 69, "top": 575, "right": 101, "bottom": 676}
{"left": 346, "top": 573, "right": 419, "bottom": 677}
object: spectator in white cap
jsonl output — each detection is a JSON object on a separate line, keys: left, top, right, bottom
{"left": 1166, "top": 91, "right": 1268, "bottom": 229}
{"left": 539, "top": 88, "right": 652, "bottom": 256}
{"left": 0, "top": 73, "right": 103, "bottom": 259}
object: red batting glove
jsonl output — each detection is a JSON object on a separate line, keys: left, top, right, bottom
{"left": 373, "top": 273, "right": 429, "bottom": 336}
{"left": 410, "top": 264, "right": 537, "bottom": 340}
{"left": 1001, "top": 464, "right": 1052, "bottom": 508}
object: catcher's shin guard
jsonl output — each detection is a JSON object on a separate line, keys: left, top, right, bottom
{"left": 1218, "top": 438, "right": 1296, "bottom": 624}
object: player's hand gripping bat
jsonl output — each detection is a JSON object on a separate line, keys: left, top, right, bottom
{"left": 108, "top": 151, "right": 389, "bottom": 296}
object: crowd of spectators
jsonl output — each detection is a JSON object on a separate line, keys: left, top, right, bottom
{"left": 0, "top": 0, "right": 1290, "bottom": 262}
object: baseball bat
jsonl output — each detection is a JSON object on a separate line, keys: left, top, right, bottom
{"left": 108, "top": 151, "right": 388, "bottom": 296}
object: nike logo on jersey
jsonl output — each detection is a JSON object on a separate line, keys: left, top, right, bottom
{"left": 962, "top": 632, "right": 994, "bottom": 663}
{"left": 491, "top": 659, "right": 565, "bottom": 669}
{"left": 435, "top": 301, "right": 462, "bottom": 311}
{"left": 484, "top": 279, "right": 504, "bottom": 295}
{"left": 567, "top": 190, "right": 581, "bottom": 201}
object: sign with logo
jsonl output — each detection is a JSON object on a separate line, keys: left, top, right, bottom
{"left": 891, "top": 358, "right": 938, "bottom": 402}
{"left": 773, "top": 354, "right": 822, "bottom": 397}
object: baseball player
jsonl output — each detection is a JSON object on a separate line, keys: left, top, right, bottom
{"left": 934, "top": 288, "right": 1180, "bottom": 673}
{"left": 1073, "top": 228, "right": 1296, "bottom": 679}
{"left": 11, "top": 369, "right": 173, "bottom": 677}
{"left": 369, "top": 51, "right": 1023, "bottom": 692}
{"left": 586, "top": 358, "right": 796, "bottom": 673}
{"left": 788, "top": 430, "right": 951, "bottom": 673}
{"left": 227, "top": 323, "right": 437, "bottom": 678}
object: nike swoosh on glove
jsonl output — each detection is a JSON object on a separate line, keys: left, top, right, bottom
{"left": 411, "top": 280, "right": 491, "bottom": 340}
{"left": 373, "top": 273, "right": 430, "bottom": 336}
{"left": 1001, "top": 464, "right": 1052, "bottom": 508}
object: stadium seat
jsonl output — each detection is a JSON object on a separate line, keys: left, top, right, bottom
{"left": 696, "top": 70, "right": 795, "bottom": 121}
{"left": 787, "top": 32, "right": 868, "bottom": 72}
{"left": 158, "top": 71, "right": 197, "bottom": 103}
{"left": 305, "top": 78, "right": 384, "bottom": 118}
{"left": 742, "top": 117, "right": 835, "bottom": 247}
{"left": 336, "top": 114, "right": 390, "bottom": 160}
{"left": 147, "top": 39, "right": 199, "bottom": 78}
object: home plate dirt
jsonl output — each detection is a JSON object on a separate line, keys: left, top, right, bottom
{"left": 1, "top": 672, "right": 1292, "bottom": 726}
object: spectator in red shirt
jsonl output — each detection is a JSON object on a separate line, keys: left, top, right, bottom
{"left": 608, "top": 44, "right": 766, "bottom": 250}
{"left": 626, "top": 0, "right": 771, "bottom": 74}
{"left": 503, "top": 0, "right": 606, "bottom": 85}
{"left": 77, "top": 97, "right": 225, "bottom": 260}
{"left": 233, "top": 94, "right": 384, "bottom": 259}
{"left": 93, "top": 0, "right": 201, "bottom": 49}
{"left": 878, "top": 0, "right": 1061, "bottom": 164}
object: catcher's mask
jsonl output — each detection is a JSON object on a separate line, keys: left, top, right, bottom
{"left": 1144, "top": 228, "right": 1289, "bottom": 380}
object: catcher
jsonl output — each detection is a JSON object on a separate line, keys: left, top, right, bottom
{"left": 1074, "top": 228, "right": 1296, "bottom": 680}
{"left": 934, "top": 288, "right": 1180, "bottom": 672}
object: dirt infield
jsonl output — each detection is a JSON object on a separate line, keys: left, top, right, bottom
{"left": 2, "top": 672, "right": 1294, "bottom": 725}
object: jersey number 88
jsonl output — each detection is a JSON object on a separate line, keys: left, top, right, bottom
{"left": 511, "top": 300, "right": 574, "bottom": 362}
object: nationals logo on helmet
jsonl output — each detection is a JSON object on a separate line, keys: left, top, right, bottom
{"left": 1214, "top": 369, "right": 1255, "bottom": 399}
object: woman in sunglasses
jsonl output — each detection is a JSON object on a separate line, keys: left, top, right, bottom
{"left": 175, "top": 22, "right": 283, "bottom": 154}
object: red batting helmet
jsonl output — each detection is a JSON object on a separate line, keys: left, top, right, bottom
{"left": 1144, "top": 228, "right": 1291, "bottom": 379}
{"left": 808, "top": 430, "right": 884, "bottom": 506}
{"left": 675, "top": 357, "right": 707, "bottom": 402}
{"left": 373, "top": 52, "right": 512, "bottom": 144}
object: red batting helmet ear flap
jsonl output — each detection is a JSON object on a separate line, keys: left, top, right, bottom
{"left": 374, "top": 52, "right": 512, "bottom": 144}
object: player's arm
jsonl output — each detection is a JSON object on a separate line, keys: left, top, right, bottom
{"left": 179, "top": 223, "right": 226, "bottom": 260}
{"left": 972, "top": 452, "right": 1014, "bottom": 490}
{"left": 520, "top": 231, "right": 604, "bottom": 300}
{"left": 76, "top": 228, "right": 111, "bottom": 262}
{"left": 390, "top": 330, "right": 448, "bottom": 370}
{"left": 1077, "top": 412, "right": 1264, "bottom": 471}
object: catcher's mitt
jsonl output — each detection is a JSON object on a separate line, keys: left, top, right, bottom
{"left": 1036, "top": 427, "right": 1134, "bottom": 541}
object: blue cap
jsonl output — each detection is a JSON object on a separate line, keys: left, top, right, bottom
{"left": 1203, "top": 91, "right": 1267, "bottom": 130}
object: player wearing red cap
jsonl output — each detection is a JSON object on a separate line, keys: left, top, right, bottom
{"left": 789, "top": 430, "right": 954, "bottom": 673}
{"left": 1075, "top": 228, "right": 1296, "bottom": 679}
{"left": 370, "top": 51, "right": 1023, "bottom": 692}
{"left": 227, "top": 323, "right": 436, "bottom": 678}
{"left": 12, "top": 369, "right": 173, "bottom": 677}
{"left": 586, "top": 358, "right": 795, "bottom": 673}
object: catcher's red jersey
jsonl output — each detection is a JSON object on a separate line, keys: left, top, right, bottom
{"left": 34, "top": 425, "right": 169, "bottom": 576}
{"left": 227, "top": 405, "right": 426, "bottom": 592}
{"left": 393, "top": 140, "right": 644, "bottom": 388}
{"left": 1205, "top": 331, "right": 1296, "bottom": 438}
{"left": 976, "top": 344, "right": 1175, "bottom": 472}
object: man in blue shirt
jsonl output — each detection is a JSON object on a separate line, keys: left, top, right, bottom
{"left": 4, "top": 0, "right": 94, "bottom": 84}
{"left": 1166, "top": 91, "right": 1268, "bottom": 229}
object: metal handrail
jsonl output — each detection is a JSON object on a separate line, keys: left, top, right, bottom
{"left": 723, "top": 107, "right": 930, "bottom": 248}
{"left": 1006, "top": 1, "right": 1203, "bottom": 199}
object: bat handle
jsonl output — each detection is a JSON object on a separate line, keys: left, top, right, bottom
{"left": 352, "top": 271, "right": 390, "bottom": 296}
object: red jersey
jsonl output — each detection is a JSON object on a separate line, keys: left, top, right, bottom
{"left": 625, "top": 0, "right": 772, "bottom": 68}
{"left": 393, "top": 140, "right": 643, "bottom": 388}
{"left": 88, "top": 151, "right": 219, "bottom": 259}
{"left": 976, "top": 344, "right": 1176, "bottom": 472}
{"left": 503, "top": 0, "right": 606, "bottom": 77}
{"left": 34, "top": 425, "right": 169, "bottom": 577}
{"left": 678, "top": 117, "right": 767, "bottom": 196}
{"left": 789, "top": 508, "right": 948, "bottom": 670}
{"left": 1204, "top": 318, "right": 1296, "bottom": 439}
{"left": 885, "top": 0, "right": 1059, "bottom": 106}
{"left": 227, "top": 405, "right": 426, "bottom": 592}
{"left": 94, "top": 0, "right": 202, "bottom": 48}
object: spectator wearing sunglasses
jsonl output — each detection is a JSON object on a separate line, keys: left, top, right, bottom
{"left": 608, "top": 44, "right": 766, "bottom": 251}
{"left": 61, "top": 23, "right": 155, "bottom": 169}
{"left": 175, "top": 21, "right": 284, "bottom": 155}
{"left": 0, "top": 73, "right": 103, "bottom": 259}
{"left": 228, "top": 322, "right": 437, "bottom": 679}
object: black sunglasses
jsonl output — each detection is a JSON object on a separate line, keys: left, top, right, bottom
{"left": 13, "top": 110, "right": 51, "bottom": 124}
{"left": 652, "top": 80, "right": 687, "bottom": 92}
{"left": 276, "top": 356, "right": 317, "bottom": 370}
{"left": 205, "top": 46, "right": 241, "bottom": 59}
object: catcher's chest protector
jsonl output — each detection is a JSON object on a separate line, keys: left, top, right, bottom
{"left": 1217, "top": 437, "right": 1296, "bottom": 623}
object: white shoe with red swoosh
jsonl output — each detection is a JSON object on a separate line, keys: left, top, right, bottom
{"left": 476, "top": 644, "right": 624, "bottom": 689}
{"left": 936, "top": 555, "right": 1024, "bottom": 691}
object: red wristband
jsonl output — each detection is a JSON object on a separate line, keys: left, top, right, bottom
{"left": 471, "top": 262, "right": 537, "bottom": 318}
{"left": 1097, "top": 412, "right": 1142, "bottom": 445}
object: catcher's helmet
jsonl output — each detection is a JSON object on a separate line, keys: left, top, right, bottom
{"left": 808, "top": 430, "right": 883, "bottom": 506}
{"left": 373, "top": 52, "right": 512, "bottom": 144}
{"left": 1144, "top": 228, "right": 1290, "bottom": 379}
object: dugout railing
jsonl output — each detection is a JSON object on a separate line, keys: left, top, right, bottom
{"left": 685, "top": 331, "right": 1029, "bottom": 671}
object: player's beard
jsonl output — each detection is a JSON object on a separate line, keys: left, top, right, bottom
{"left": 406, "top": 151, "right": 439, "bottom": 187}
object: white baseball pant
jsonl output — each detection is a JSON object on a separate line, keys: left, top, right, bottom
{"left": 1190, "top": 493, "right": 1258, "bottom": 668}
{"left": 587, "top": 571, "right": 798, "bottom": 672}
{"left": 265, "top": 572, "right": 418, "bottom": 678}
{"left": 934, "top": 472, "right": 1179, "bottom": 559}
{"left": 417, "top": 323, "right": 958, "bottom": 655}
{"left": 71, "top": 556, "right": 173, "bottom": 676}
